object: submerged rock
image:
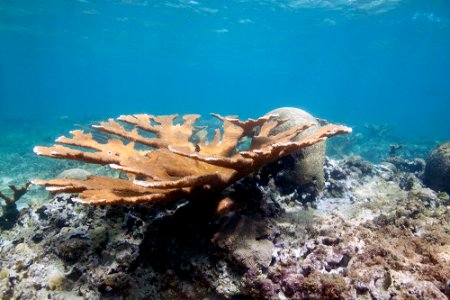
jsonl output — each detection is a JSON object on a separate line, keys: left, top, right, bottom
{"left": 424, "top": 142, "right": 450, "bottom": 193}
{"left": 384, "top": 156, "right": 426, "bottom": 175}
{"left": 212, "top": 214, "right": 274, "bottom": 269}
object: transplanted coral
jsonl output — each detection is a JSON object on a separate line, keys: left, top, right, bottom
{"left": 32, "top": 113, "right": 351, "bottom": 205}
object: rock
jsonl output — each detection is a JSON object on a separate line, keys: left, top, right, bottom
{"left": 56, "top": 168, "right": 91, "bottom": 180}
{"left": 212, "top": 214, "right": 274, "bottom": 269}
{"left": 57, "top": 237, "right": 90, "bottom": 263}
{"left": 89, "top": 226, "right": 109, "bottom": 249}
{"left": 424, "top": 142, "right": 450, "bottom": 193}
{"left": 398, "top": 173, "right": 421, "bottom": 191}
{"left": 31, "top": 232, "right": 44, "bottom": 243}
{"left": 263, "top": 107, "right": 326, "bottom": 199}
{"left": 47, "top": 267, "right": 67, "bottom": 291}
{"left": 343, "top": 156, "right": 374, "bottom": 176}
{"left": 384, "top": 156, "right": 425, "bottom": 175}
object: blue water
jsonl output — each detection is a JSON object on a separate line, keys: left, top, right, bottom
{"left": 0, "top": 0, "right": 449, "bottom": 139}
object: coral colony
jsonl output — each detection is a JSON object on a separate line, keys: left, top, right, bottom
{"left": 32, "top": 113, "right": 351, "bottom": 205}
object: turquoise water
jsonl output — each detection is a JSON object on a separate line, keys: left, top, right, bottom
{"left": 0, "top": 0, "right": 449, "bottom": 157}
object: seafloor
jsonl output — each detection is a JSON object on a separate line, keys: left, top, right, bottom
{"left": 0, "top": 117, "right": 449, "bottom": 299}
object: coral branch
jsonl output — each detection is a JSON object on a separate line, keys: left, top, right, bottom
{"left": 0, "top": 182, "right": 31, "bottom": 205}
{"left": 33, "top": 112, "right": 351, "bottom": 205}
{"left": 0, "top": 182, "right": 31, "bottom": 230}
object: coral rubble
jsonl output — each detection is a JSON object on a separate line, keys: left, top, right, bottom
{"left": 32, "top": 113, "right": 350, "bottom": 205}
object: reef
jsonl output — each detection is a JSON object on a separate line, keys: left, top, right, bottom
{"left": 1, "top": 155, "right": 449, "bottom": 299}
{"left": 1, "top": 111, "right": 449, "bottom": 299}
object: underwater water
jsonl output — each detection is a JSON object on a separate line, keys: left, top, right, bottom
{"left": 1, "top": 0, "right": 449, "bottom": 130}
{"left": 0, "top": 0, "right": 449, "bottom": 184}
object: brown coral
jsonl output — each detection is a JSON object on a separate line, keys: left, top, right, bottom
{"left": 32, "top": 113, "right": 351, "bottom": 205}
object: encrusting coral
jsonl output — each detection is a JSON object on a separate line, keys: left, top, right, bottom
{"left": 32, "top": 113, "right": 351, "bottom": 205}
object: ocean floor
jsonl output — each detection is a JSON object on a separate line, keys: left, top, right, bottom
{"left": 0, "top": 118, "right": 449, "bottom": 299}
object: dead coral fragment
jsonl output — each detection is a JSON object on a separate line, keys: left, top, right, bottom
{"left": 33, "top": 113, "right": 351, "bottom": 205}
{"left": 0, "top": 182, "right": 31, "bottom": 205}
{"left": 0, "top": 182, "right": 31, "bottom": 230}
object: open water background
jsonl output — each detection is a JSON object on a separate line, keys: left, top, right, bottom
{"left": 0, "top": 0, "right": 449, "bottom": 143}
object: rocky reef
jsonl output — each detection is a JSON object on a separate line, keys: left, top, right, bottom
{"left": 1, "top": 111, "right": 448, "bottom": 299}
{"left": 1, "top": 152, "right": 449, "bottom": 299}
